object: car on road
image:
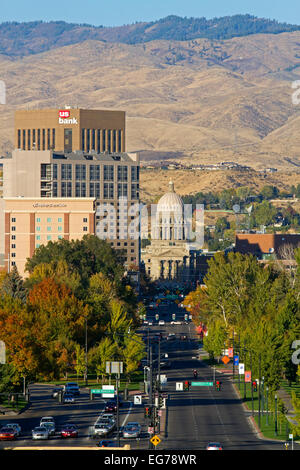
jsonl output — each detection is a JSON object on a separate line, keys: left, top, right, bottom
{"left": 92, "top": 420, "right": 116, "bottom": 437}
{"left": 32, "top": 426, "right": 49, "bottom": 440}
{"left": 51, "top": 387, "right": 63, "bottom": 398}
{"left": 99, "top": 413, "right": 115, "bottom": 423}
{"left": 98, "top": 440, "right": 116, "bottom": 447}
{"left": 60, "top": 424, "right": 78, "bottom": 438}
{"left": 160, "top": 360, "right": 171, "bottom": 369}
{"left": 158, "top": 320, "right": 165, "bottom": 325}
{"left": 167, "top": 333, "right": 176, "bottom": 341}
{"left": 148, "top": 321, "right": 153, "bottom": 326}
{"left": 63, "top": 393, "right": 75, "bottom": 403}
{"left": 40, "top": 417, "right": 55, "bottom": 435}
{"left": 206, "top": 442, "right": 223, "bottom": 450}
{"left": 0, "top": 426, "right": 17, "bottom": 440}
{"left": 63, "top": 382, "right": 80, "bottom": 396}
{"left": 4, "top": 423, "right": 21, "bottom": 436}
{"left": 104, "top": 400, "right": 123, "bottom": 412}
{"left": 122, "top": 422, "right": 141, "bottom": 438}
{"left": 171, "top": 321, "right": 182, "bottom": 325}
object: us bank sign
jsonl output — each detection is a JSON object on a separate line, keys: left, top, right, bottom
{"left": 58, "top": 110, "right": 78, "bottom": 125}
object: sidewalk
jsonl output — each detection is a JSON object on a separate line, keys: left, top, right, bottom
{"left": 276, "top": 388, "right": 299, "bottom": 428}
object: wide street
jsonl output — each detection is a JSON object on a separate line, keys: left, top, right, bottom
{"left": 0, "top": 298, "right": 298, "bottom": 451}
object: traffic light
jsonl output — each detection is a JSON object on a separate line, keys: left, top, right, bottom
{"left": 216, "top": 380, "right": 221, "bottom": 391}
{"left": 144, "top": 406, "right": 150, "bottom": 418}
{"left": 252, "top": 381, "right": 257, "bottom": 392}
{"left": 184, "top": 380, "right": 190, "bottom": 391}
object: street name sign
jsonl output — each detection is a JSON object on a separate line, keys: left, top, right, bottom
{"left": 191, "top": 382, "right": 214, "bottom": 387}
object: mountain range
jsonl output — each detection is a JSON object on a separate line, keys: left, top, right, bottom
{"left": 0, "top": 15, "right": 300, "bottom": 172}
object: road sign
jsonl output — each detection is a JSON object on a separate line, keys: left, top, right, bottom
{"left": 239, "top": 363, "right": 245, "bottom": 374}
{"left": 176, "top": 382, "right": 183, "bottom": 391}
{"left": 233, "top": 355, "right": 239, "bottom": 365}
{"left": 150, "top": 435, "right": 161, "bottom": 446}
{"left": 191, "top": 382, "right": 214, "bottom": 387}
{"left": 148, "top": 426, "right": 154, "bottom": 434}
{"left": 222, "top": 356, "right": 230, "bottom": 365}
{"left": 106, "top": 361, "right": 123, "bottom": 374}
{"left": 91, "top": 387, "right": 114, "bottom": 396}
{"left": 228, "top": 348, "right": 233, "bottom": 358}
{"left": 134, "top": 395, "right": 142, "bottom": 405}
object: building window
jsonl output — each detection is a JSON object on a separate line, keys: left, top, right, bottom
{"left": 131, "top": 183, "right": 139, "bottom": 200}
{"left": 82, "top": 129, "right": 85, "bottom": 151}
{"left": 36, "top": 226, "right": 41, "bottom": 232}
{"left": 11, "top": 217, "right": 16, "bottom": 223}
{"left": 118, "top": 165, "right": 128, "bottom": 182}
{"left": 11, "top": 226, "right": 16, "bottom": 231}
{"left": 61, "top": 164, "right": 72, "bottom": 180}
{"left": 11, "top": 262, "right": 16, "bottom": 266}
{"left": 53, "top": 164, "right": 58, "bottom": 180}
{"left": 131, "top": 166, "right": 139, "bottom": 182}
{"left": 90, "top": 165, "right": 100, "bottom": 181}
{"left": 11, "top": 253, "right": 16, "bottom": 258}
{"left": 36, "top": 244, "right": 40, "bottom": 248}
{"left": 47, "top": 218, "right": 52, "bottom": 223}
{"left": 104, "top": 182, "right": 114, "bottom": 199}
{"left": 118, "top": 183, "right": 128, "bottom": 197}
{"left": 83, "top": 218, "right": 88, "bottom": 223}
{"left": 36, "top": 236, "right": 40, "bottom": 240}
{"left": 11, "top": 244, "right": 16, "bottom": 249}
{"left": 58, "top": 226, "right": 62, "bottom": 232}
{"left": 102, "top": 129, "right": 106, "bottom": 151}
{"left": 17, "top": 129, "right": 21, "bottom": 148}
{"left": 58, "top": 218, "right": 62, "bottom": 223}
{"left": 58, "top": 235, "right": 63, "bottom": 239}
{"left": 118, "top": 130, "right": 122, "bottom": 151}
{"left": 53, "top": 182, "right": 58, "bottom": 197}
{"left": 12, "top": 235, "right": 16, "bottom": 240}
{"left": 47, "top": 227, "right": 51, "bottom": 232}
{"left": 104, "top": 165, "right": 114, "bottom": 181}
{"left": 47, "top": 235, "right": 52, "bottom": 241}
{"left": 52, "top": 129, "right": 55, "bottom": 149}
{"left": 75, "top": 164, "right": 86, "bottom": 181}
{"left": 83, "top": 227, "right": 88, "bottom": 232}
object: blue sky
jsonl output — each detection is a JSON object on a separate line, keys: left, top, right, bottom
{"left": 1, "top": 0, "right": 300, "bottom": 26}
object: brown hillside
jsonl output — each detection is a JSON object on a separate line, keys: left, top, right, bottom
{"left": 0, "top": 34, "right": 300, "bottom": 171}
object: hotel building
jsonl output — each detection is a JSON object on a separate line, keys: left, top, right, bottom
{"left": 0, "top": 107, "right": 140, "bottom": 275}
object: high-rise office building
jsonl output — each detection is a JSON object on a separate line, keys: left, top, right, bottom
{"left": 15, "top": 108, "right": 125, "bottom": 154}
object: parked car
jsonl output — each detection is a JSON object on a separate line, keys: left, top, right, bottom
{"left": 63, "top": 393, "right": 75, "bottom": 403}
{"left": 3, "top": 423, "right": 21, "bottom": 436}
{"left": 32, "top": 426, "right": 49, "bottom": 440}
{"left": 40, "top": 416, "right": 55, "bottom": 426}
{"left": 158, "top": 320, "right": 165, "bottom": 326}
{"left": 0, "top": 426, "right": 17, "bottom": 440}
{"left": 122, "top": 422, "right": 141, "bottom": 438}
{"left": 60, "top": 424, "right": 78, "bottom": 438}
{"left": 206, "top": 442, "right": 223, "bottom": 450}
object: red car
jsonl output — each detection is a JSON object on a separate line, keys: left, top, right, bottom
{"left": 60, "top": 424, "right": 78, "bottom": 438}
{"left": 0, "top": 427, "right": 17, "bottom": 440}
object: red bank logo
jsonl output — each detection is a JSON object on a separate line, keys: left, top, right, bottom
{"left": 59, "top": 110, "right": 70, "bottom": 118}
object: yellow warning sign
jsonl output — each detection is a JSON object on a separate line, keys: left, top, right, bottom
{"left": 150, "top": 435, "right": 161, "bottom": 446}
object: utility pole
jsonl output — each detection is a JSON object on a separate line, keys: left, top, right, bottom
{"left": 149, "top": 345, "right": 153, "bottom": 449}
{"left": 258, "top": 354, "right": 261, "bottom": 429}
{"left": 116, "top": 373, "right": 120, "bottom": 447}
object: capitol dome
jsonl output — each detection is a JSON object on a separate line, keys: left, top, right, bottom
{"left": 157, "top": 181, "right": 184, "bottom": 213}
{"left": 154, "top": 181, "right": 186, "bottom": 241}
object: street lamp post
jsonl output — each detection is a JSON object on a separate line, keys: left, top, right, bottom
{"left": 85, "top": 315, "right": 88, "bottom": 386}
{"left": 275, "top": 394, "right": 278, "bottom": 436}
